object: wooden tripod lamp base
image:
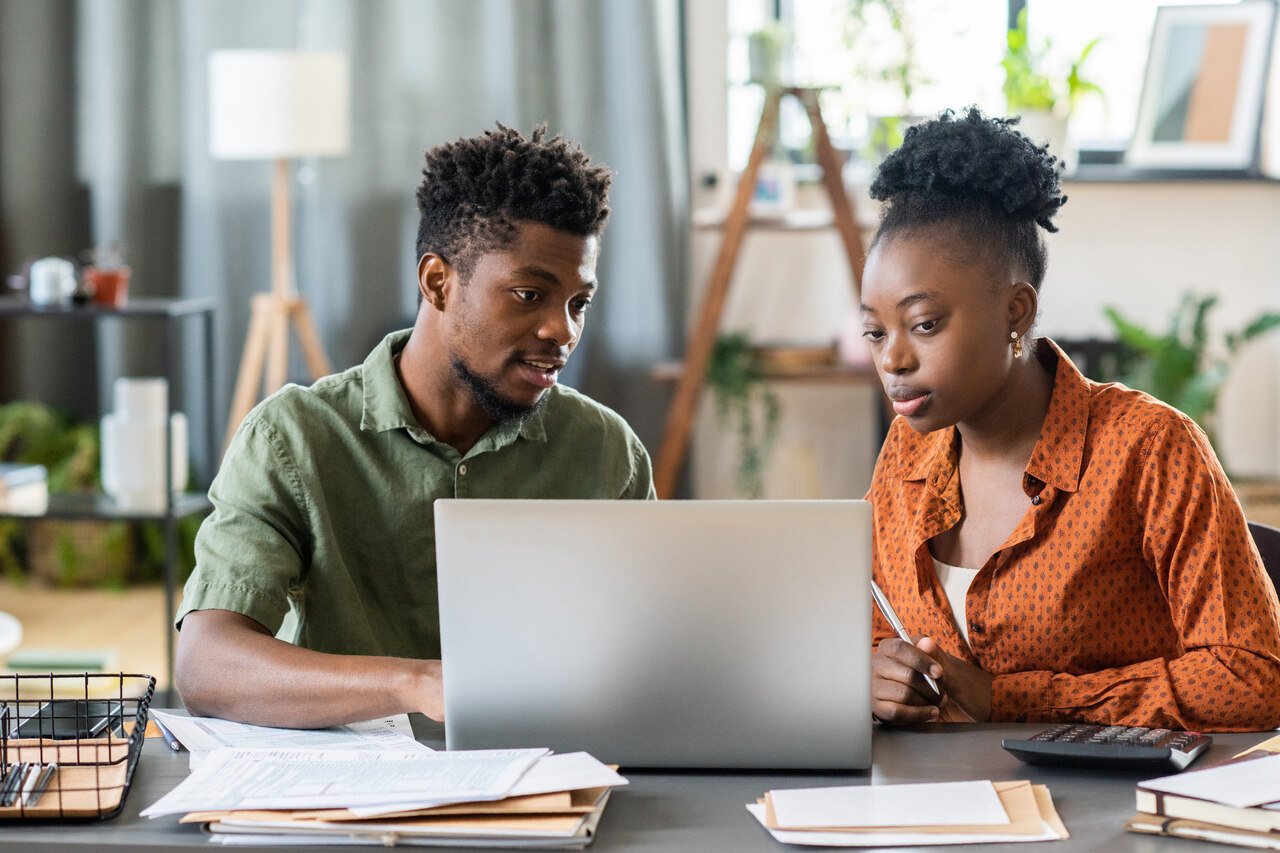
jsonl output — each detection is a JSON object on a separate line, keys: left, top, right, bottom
{"left": 223, "top": 292, "right": 332, "bottom": 450}
{"left": 222, "top": 159, "right": 334, "bottom": 451}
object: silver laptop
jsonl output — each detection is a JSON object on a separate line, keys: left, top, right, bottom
{"left": 435, "top": 499, "right": 872, "bottom": 770}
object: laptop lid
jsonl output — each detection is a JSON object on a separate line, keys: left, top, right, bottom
{"left": 435, "top": 499, "right": 872, "bottom": 770}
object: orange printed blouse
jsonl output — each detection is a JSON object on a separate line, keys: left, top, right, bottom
{"left": 868, "top": 338, "right": 1280, "bottom": 731}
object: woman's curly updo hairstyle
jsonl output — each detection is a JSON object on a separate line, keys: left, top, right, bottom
{"left": 415, "top": 124, "right": 613, "bottom": 279}
{"left": 869, "top": 107, "right": 1067, "bottom": 290}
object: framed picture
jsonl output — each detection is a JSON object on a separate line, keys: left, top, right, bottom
{"left": 1127, "top": 1, "right": 1277, "bottom": 169}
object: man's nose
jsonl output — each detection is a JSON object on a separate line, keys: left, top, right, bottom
{"left": 538, "top": 306, "right": 578, "bottom": 348}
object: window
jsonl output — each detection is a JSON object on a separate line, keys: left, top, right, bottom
{"left": 1024, "top": 0, "right": 1239, "bottom": 146}
{"left": 723, "top": 0, "right": 1243, "bottom": 167}
{"left": 727, "top": 0, "right": 1006, "bottom": 169}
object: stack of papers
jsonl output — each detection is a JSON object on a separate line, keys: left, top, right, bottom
{"left": 143, "top": 748, "right": 627, "bottom": 848}
{"left": 1128, "top": 735, "right": 1280, "bottom": 849}
{"left": 747, "top": 780, "right": 1069, "bottom": 846}
{"left": 150, "top": 710, "right": 424, "bottom": 766}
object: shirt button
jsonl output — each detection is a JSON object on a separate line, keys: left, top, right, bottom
{"left": 458, "top": 464, "right": 468, "bottom": 476}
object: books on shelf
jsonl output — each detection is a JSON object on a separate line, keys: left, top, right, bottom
{"left": 1127, "top": 734, "right": 1280, "bottom": 848}
{"left": 0, "top": 463, "right": 47, "bottom": 515}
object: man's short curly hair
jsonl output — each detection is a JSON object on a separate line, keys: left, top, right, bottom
{"left": 414, "top": 124, "right": 613, "bottom": 279}
{"left": 869, "top": 107, "right": 1067, "bottom": 290}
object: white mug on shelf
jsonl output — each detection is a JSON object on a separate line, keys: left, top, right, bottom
{"left": 101, "top": 377, "right": 188, "bottom": 512}
{"left": 28, "top": 257, "right": 77, "bottom": 307}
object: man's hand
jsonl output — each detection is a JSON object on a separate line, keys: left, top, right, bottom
{"left": 178, "top": 609, "right": 449, "bottom": 728}
{"left": 917, "top": 637, "right": 994, "bottom": 722}
{"left": 872, "top": 636, "right": 945, "bottom": 724}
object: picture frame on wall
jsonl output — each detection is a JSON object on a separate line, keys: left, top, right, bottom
{"left": 1127, "top": 0, "right": 1276, "bottom": 170}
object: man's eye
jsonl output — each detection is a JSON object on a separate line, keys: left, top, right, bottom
{"left": 571, "top": 299, "right": 592, "bottom": 313}
{"left": 514, "top": 290, "right": 539, "bottom": 303}
{"left": 862, "top": 330, "right": 885, "bottom": 342}
{"left": 916, "top": 319, "right": 938, "bottom": 333}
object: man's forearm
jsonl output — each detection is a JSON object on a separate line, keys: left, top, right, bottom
{"left": 176, "top": 610, "right": 442, "bottom": 728}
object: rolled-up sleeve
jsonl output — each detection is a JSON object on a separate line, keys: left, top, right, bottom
{"left": 175, "top": 415, "right": 310, "bottom": 635}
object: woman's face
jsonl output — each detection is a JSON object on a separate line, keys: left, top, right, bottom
{"left": 859, "top": 233, "right": 1024, "bottom": 434}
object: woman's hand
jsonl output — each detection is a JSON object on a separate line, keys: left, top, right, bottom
{"left": 917, "top": 637, "right": 994, "bottom": 722}
{"left": 872, "top": 635, "right": 995, "bottom": 724}
{"left": 872, "top": 636, "right": 945, "bottom": 724}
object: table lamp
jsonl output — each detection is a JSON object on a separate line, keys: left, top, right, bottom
{"left": 209, "top": 49, "right": 351, "bottom": 449}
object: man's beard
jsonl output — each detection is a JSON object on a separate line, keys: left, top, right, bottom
{"left": 450, "top": 355, "right": 547, "bottom": 424}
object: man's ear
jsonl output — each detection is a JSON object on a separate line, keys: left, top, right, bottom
{"left": 417, "top": 254, "right": 452, "bottom": 311}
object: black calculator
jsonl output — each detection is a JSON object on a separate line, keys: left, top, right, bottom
{"left": 1001, "top": 724, "right": 1212, "bottom": 772}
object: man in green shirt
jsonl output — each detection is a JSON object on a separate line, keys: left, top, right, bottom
{"left": 175, "top": 125, "right": 654, "bottom": 727}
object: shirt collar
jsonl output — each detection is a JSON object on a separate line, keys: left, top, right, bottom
{"left": 895, "top": 337, "right": 1089, "bottom": 494}
{"left": 901, "top": 424, "right": 956, "bottom": 483}
{"left": 1024, "top": 337, "right": 1089, "bottom": 493}
{"left": 359, "top": 329, "right": 548, "bottom": 445}
{"left": 360, "top": 329, "right": 418, "bottom": 435}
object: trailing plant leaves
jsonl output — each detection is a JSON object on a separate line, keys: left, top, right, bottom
{"left": 706, "top": 333, "right": 781, "bottom": 499}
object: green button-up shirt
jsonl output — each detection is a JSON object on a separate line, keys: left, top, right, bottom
{"left": 177, "top": 330, "right": 654, "bottom": 659}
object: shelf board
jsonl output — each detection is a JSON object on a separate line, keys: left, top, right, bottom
{"left": 1067, "top": 164, "right": 1280, "bottom": 184}
{"left": 652, "top": 359, "right": 879, "bottom": 384}
{"left": 0, "top": 296, "right": 216, "bottom": 318}
{"left": 0, "top": 491, "right": 213, "bottom": 521}
{"left": 692, "top": 208, "right": 840, "bottom": 232}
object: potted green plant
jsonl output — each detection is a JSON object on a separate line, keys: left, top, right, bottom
{"left": 0, "top": 401, "right": 200, "bottom": 587}
{"left": 747, "top": 21, "right": 791, "bottom": 89}
{"left": 1104, "top": 292, "right": 1280, "bottom": 454}
{"left": 706, "top": 333, "right": 782, "bottom": 499}
{"left": 1002, "top": 8, "right": 1103, "bottom": 169}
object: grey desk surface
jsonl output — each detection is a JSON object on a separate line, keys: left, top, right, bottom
{"left": 0, "top": 720, "right": 1262, "bottom": 851}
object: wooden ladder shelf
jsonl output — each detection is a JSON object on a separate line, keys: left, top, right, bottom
{"left": 653, "top": 86, "right": 867, "bottom": 499}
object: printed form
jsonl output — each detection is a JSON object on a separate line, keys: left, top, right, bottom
{"left": 150, "top": 710, "right": 424, "bottom": 767}
{"left": 141, "top": 747, "right": 548, "bottom": 817}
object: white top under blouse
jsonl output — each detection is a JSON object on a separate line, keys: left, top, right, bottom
{"left": 932, "top": 557, "right": 980, "bottom": 648}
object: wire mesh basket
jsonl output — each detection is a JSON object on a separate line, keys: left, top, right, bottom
{"left": 0, "top": 672, "right": 155, "bottom": 822}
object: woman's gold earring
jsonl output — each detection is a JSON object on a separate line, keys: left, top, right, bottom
{"left": 1010, "top": 331, "right": 1024, "bottom": 359}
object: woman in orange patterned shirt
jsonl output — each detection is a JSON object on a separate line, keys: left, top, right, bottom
{"left": 864, "top": 108, "right": 1280, "bottom": 732}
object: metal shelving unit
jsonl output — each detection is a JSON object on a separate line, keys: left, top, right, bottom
{"left": 0, "top": 296, "right": 216, "bottom": 696}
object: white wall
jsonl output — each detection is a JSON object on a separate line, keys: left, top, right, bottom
{"left": 683, "top": 1, "right": 1280, "bottom": 496}
{"left": 1039, "top": 181, "right": 1280, "bottom": 477}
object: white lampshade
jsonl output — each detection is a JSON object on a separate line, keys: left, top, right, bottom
{"left": 209, "top": 50, "right": 351, "bottom": 160}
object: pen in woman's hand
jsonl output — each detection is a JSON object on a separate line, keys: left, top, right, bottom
{"left": 871, "top": 580, "right": 942, "bottom": 699}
